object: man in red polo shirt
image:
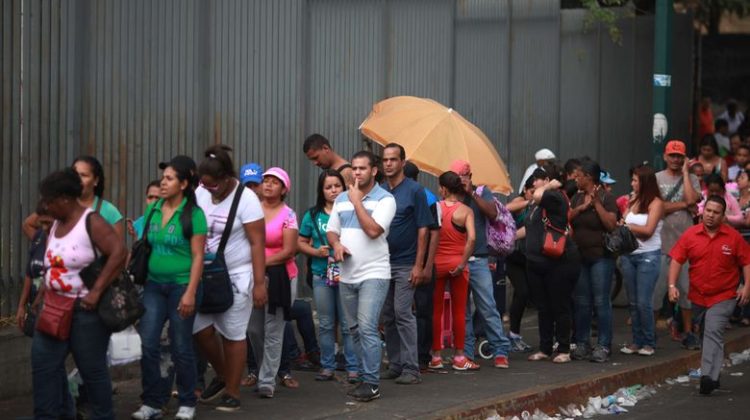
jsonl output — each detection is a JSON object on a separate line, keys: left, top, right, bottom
{"left": 669, "top": 195, "right": 750, "bottom": 395}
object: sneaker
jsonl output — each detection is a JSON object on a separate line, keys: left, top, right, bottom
{"left": 199, "top": 377, "right": 225, "bottom": 403}
{"left": 452, "top": 356, "right": 480, "bottom": 371}
{"left": 620, "top": 344, "right": 640, "bottom": 355}
{"left": 509, "top": 334, "right": 533, "bottom": 353}
{"left": 349, "top": 383, "right": 380, "bottom": 402}
{"left": 494, "top": 355, "right": 509, "bottom": 369}
{"left": 682, "top": 333, "right": 701, "bottom": 350}
{"left": 428, "top": 356, "right": 444, "bottom": 370}
{"left": 571, "top": 343, "right": 591, "bottom": 361}
{"left": 258, "top": 386, "right": 274, "bottom": 399}
{"left": 638, "top": 346, "right": 655, "bottom": 356}
{"left": 699, "top": 375, "right": 719, "bottom": 395}
{"left": 380, "top": 369, "right": 401, "bottom": 380}
{"left": 215, "top": 394, "right": 241, "bottom": 412}
{"left": 131, "top": 405, "right": 163, "bottom": 420}
{"left": 175, "top": 406, "right": 195, "bottom": 420}
{"left": 394, "top": 372, "right": 421, "bottom": 385}
{"left": 590, "top": 345, "right": 610, "bottom": 363}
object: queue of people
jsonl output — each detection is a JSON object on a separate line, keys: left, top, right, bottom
{"left": 16, "top": 128, "right": 750, "bottom": 418}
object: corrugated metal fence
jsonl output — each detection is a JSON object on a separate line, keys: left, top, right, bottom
{"left": 0, "top": 0, "right": 693, "bottom": 319}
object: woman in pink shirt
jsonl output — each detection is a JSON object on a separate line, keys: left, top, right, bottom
{"left": 251, "top": 167, "right": 299, "bottom": 398}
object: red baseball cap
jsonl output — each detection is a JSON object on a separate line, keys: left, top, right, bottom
{"left": 664, "top": 140, "right": 686, "bottom": 156}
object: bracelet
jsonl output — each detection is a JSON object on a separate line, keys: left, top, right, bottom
{"left": 668, "top": 284, "right": 676, "bottom": 289}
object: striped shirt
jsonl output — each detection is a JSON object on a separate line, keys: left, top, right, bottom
{"left": 327, "top": 184, "right": 397, "bottom": 284}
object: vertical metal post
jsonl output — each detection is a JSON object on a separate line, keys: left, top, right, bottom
{"left": 652, "top": 0, "right": 673, "bottom": 170}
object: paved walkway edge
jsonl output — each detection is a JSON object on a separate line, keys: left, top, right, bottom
{"left": 423, "top": 332, "right": 750, "bottom": 420}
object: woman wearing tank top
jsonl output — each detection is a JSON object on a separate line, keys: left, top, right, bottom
{"left": 429, "top": 172, "right": 476, "bottom": 371}
{"left": 32, "top": 169, "right": 126, "bottom": 419}
{"left": 620, "top": 166, "right": 665, "bottom": 357}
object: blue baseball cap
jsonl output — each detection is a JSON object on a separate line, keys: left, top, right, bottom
{"left": 240, "top": 162, "right": 263, "bottom": 185}
{"left": 600, "top": 171, "right": 616, "bottom": 185}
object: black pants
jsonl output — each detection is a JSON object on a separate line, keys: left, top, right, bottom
{"left": 506, "top": 258, "right": 529, "bottom": 335}
{"left": 526, "top": 258, "right": 580, "bottom": 355}
{"left": 414, "top": 274, "right": 435, "bottom": 365}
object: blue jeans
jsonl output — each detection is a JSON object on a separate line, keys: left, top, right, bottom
{"left": 32, "top": 305, "right": 113, "bottom": 420}
{"left": 620, "top": 250, "right": 661, "bottom": 348}
{"left": 574, "top": 257, "right": 615, "bottom": 349}
{"left": 464, "top": 258, "right": 511, "bottom": 359}
{"left": 140, "top": 282, "right": 198, "bottom": 408}
{"left": 313, "top": 276, "right": 358, "bottom": 372}
{"left": 339, "top": 278, "right": 390, "bottom": 386}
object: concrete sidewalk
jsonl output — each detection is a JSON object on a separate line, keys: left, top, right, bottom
{"left": 2, "top": 307, "right": 749, "bottom": 419}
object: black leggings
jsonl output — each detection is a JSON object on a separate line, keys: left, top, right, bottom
{"left": 506, "top": 258, "right": 529, "bottom": 334}
{"left": 526, "top": 258, "right": 580, "bottom": 355}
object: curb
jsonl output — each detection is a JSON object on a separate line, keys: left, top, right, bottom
{"left": 425, "top": 332, "right": 750, "bottom": 420}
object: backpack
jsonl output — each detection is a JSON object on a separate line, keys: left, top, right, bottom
{"left": 476, "top": 186, "right": 516, "bottom": 256}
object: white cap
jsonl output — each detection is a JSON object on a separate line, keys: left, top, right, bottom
{"left": 534, "top": 148, "right": 556, "bottom": 161}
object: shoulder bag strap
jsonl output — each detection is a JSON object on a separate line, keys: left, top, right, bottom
{"left": 85, "top": 212, "right": 99, "bottom": 259}
{"left": 141, "top": 204, "right": 158, "bottom": 244}
{"left": 664, "top": 177, "right": 684, "bottom": 202}
{"left": 216, "top": 182, "right": 244, "bottom": 258}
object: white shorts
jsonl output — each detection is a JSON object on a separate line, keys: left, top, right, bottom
{"left": 193, "top": 271, "right": 253, "bottom": 341}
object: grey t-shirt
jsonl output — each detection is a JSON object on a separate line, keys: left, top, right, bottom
{"left": 655, "top": 170, "right": 701, "bottom": 253}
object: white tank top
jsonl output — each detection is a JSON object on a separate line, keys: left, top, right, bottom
{"left": 624, "top": 211, "right": 662, "bottom": 254}
{"left": 45, "top": 208, "right": 96, "bottom": 298}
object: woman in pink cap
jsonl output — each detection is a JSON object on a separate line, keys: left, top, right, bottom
{"left": 251, "top": 167, "right": 300, "bottom": 398}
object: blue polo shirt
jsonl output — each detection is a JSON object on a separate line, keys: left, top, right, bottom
{"left": 382, "top": 177, "right": 434, "bottom": 265}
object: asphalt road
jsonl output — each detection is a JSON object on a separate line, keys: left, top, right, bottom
{"left": 616, "top": 359, "right": 750, "bottom": 419}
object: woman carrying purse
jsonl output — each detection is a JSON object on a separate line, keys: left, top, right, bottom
{"left": 32, "top": 168, "right": 127, "bottom": 419}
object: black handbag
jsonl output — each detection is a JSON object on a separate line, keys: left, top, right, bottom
{"left": 97, "top": 271, "right": 145, "bottom": 332}
{"left": 127, "top": 207, "right": 157, "bottom": 285}
{"left": 199, "top": 182, "right": 244, "bottom": 314}
{"left": 604, "top": 225, "right": 639, "bottom": 256}
{"left": 81, "top": 212, "right": 145, "bottom": 331}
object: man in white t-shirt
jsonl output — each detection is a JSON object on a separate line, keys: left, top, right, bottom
{"left": 327, "top": 151, "right": 396, "bottom": 403}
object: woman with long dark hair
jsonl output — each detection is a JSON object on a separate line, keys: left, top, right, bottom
{"left": 620, "top": 165, "right": 664, "bottom": 356}
{"left": 569, "top": 160, "right": 618, "bottom": 363}
{"left": 298, "top": 169, "right": 358, "bottom": 382}
{"left": 698, "top": 135, "right": 728, "bottom": 181}
{"left": 132, "top": 157, "right": 207, "bottom": 420}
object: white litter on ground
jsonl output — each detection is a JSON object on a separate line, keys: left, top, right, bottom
{"left": 484, "top": 347, "right": 750, "bottom": 420}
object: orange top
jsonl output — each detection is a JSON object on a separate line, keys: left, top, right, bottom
{"left": 698, "top": 108, "right": 714, "bottom": 139}
{"left": 435, "top": 201, "right": 468, "bottom": 268}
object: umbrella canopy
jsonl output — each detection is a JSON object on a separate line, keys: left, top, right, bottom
{"left": 360, "top": 96, "right": 512, "bottom": 195}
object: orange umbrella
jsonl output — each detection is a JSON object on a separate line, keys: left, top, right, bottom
{"left": 360, "top": 96, "right": 512, "bottom": 195}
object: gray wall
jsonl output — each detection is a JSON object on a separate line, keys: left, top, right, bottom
{"left": 0, "top": 0, "right": 693, "bottom": 318}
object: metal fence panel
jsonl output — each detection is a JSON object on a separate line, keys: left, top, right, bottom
{"left": 0, "top": 1, "right": 695, "bottom": 319}
{"left": 559, "top": 10, "right": 601, "bottom": 163}
{"left": 508, "top": 0, "right": 561, "bottom": 193}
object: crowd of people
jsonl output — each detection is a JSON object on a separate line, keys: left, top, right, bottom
{"left": 14, "top": 101, "right": 750, "bottom": 418}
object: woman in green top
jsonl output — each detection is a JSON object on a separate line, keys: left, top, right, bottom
{"left": 72, "top": 156, "right": 125, "bottom": 239}
{"left": 23, "top": 155, "right": 125, "bottom": 242}
{"left": 297, "top": 169, "right": 358, "bottom": 382}
{"left": 132, "top": 157, "right": 206, "bottom": 420}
